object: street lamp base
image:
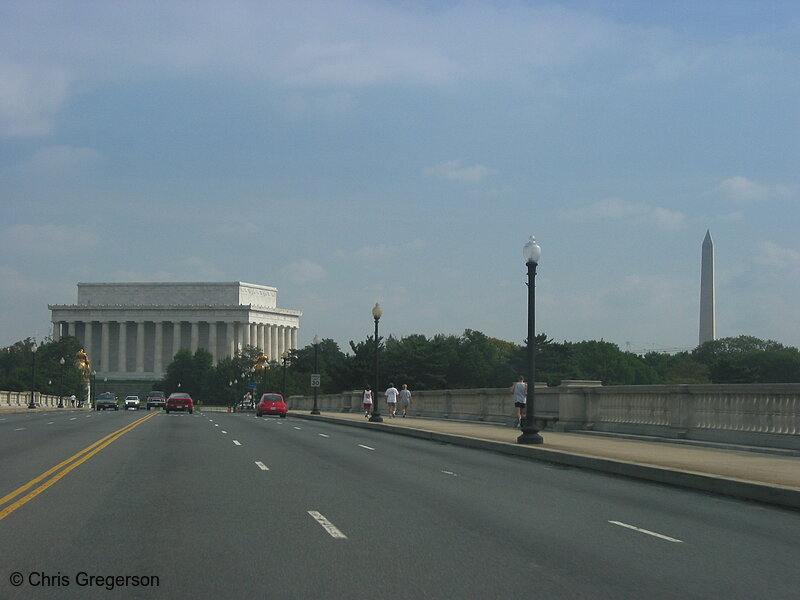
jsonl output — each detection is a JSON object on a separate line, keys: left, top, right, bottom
{"left": 517, "top": 428, "right": 544, "bottom": 445}
{"left": 311, "top": 409, "right": 321, "bottom": 415}
{"left": 368, "top": 414, "right": 383, "bottom": 423}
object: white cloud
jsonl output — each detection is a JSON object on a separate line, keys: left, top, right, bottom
{"left": 754, "top": 242, "right": 800, "bottom": 272}
{"left": 717, "top": 176, "right": 794, "bottom": 203}
{"left": 563, "top": 198, "right": 686, "bottom": 231}
{"left": 339, "top": 239, "right": 427, "bottom": 261}
{"left": 424, "top": 160, "right": 498, "bottom": 183}
{"left": 281, "top": 259, "right": 327, "bottom": 284}
{"left": 0, "top": 60, "right": 71, "bottom": 137}
{"left": 0, "top": 224, "right": 96, "bottom": 255}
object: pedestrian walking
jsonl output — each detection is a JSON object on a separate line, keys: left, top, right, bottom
{"left": 385, "top": 383, "right": 399, "bottom": 417}
{"left": 398, "top": 384, "right": 412, "bottom": 417}
{"left": 362, "top": 386, "right": 373, "bottom": 417}
{"left": 69, "top": 394, "right": 76, "bottom": 407}
{"left": 510, "top": 376, "right": 527, "bottom": 427}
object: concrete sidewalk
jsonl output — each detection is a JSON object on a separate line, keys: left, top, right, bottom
{"left": 288, "top": 410, "right": 800, "bottom": 510}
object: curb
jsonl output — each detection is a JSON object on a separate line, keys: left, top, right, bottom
{"left": 292, "top": 413, "right": 800, "bottom": 511}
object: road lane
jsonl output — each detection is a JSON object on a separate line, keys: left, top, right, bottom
{"left": 1, "top": 411, "right": 798, "bottom": 599}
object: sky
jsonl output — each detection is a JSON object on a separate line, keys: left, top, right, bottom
{"left": 2, "top": 0, "right": 799, "bottom": 355}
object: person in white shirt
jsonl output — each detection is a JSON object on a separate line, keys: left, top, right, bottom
{"left": 385, "top": 383, "right": 399, "bottom": 417}
{"left": 510, "top": 376, "right": 527, "bottom": 427}
{"left": 362, "top": 387, "right": 373, "bottom": 417}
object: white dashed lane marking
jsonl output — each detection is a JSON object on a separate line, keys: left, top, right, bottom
{"left": 358, "top": 444, "right": 375, "bottom": 451}
{"left": 307, "top": 511, "right": 347, "bottom": 539}
{"left": 608, "top": 521, "right": 683, "bottom": 543}
{"left": 255, "top": 461, "right": 269, "bottom": 471}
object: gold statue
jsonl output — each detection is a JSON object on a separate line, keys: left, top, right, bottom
{"left": 253, "top": 353, "right": 269, "bottom": 371}
{"left": 75, "top": 348, "right": 91, "bottom": 379}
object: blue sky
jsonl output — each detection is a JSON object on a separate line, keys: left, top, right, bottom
{"left": 2, "top": 0, "right": 799, "bottom": 354}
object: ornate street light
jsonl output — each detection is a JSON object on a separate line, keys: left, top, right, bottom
{"left": 311, "top": 335, "right": 321, "bottom": 415}
{"left": 369, "top": 303, "right": 383, "bottom": 422}
{"left": 58, "top": 357, "right": 66, "bottom": 408}
{"left": 28, "top": 343, "right": 38, "bottom": 409}
{"left": 281, "top": 350, "right": 290, "bottom": 399}
{"left": 518, "top": 236, "right": 544, "bottom": 445}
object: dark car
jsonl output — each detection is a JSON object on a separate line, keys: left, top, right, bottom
{"left": 165, "top": 392, "right": 193, "bottom": 414}
{"left": 96, "top": 392, "right": 119, "bottom": 411}
{"left": 146, "top": 391, "right": 166, "bottom": 410}
{"left": 256, "top": 393, "right": 287, "bottom": 418}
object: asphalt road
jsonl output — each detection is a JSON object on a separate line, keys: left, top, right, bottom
{"left": 1, "top": 409, "right": 798, "bottom": 599}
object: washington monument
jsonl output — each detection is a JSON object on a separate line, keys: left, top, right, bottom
{"left": 699, "top": 230, "right": 716, "bottom": 345}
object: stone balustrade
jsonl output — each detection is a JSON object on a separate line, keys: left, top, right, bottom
{"left": 289, "top": 381, "right": 800, "bottom": 450}
{"left": 0, "top": 391, "right": 71, "bottom": 408}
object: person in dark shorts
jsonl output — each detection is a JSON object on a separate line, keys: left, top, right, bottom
{"left": 510, "top": 376, "right": 527, "bottom": 427}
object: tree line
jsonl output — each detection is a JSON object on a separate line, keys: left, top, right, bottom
{"left": 2, "top": 332, "right": 798, "bottom": 405}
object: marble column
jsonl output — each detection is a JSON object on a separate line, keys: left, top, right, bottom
{"left": 250, "top": 323, "right": 258, "bottom": 351}
{"left": 191, "top": 322, "right": 199, "bottom": 353}
{"left": 101, "top": 321, "right": 110, "bottom": 372}
{"left": 283, "top": 326, "right": 291, "bottom": 357}
{"left": 271, "top": 326, "right": 279, "bottom": 359}
{"left": 118, "top": 321, "right": 127, "bottom": 373}
{"left": 209, "top": 322, "right": 218, "bottom": 364}
{"left": 136, "top": 322, "right": 145, "bottom": 373}
{"left": 226, "top": 322, "right": 235, "bottom": 358}
{"left": 291, "top": 327, "right": 298, "bottom": 351}
{"left": 173, "top": 322, "right": 182, "bottom": 358}
{"left": 68, "top": 322, "right": 76, "bottom": 337}
{"left": 257, "top": 324, "right": 265, "bottom": 354}
{"left": 53, "top": 322, "right": 61, "bottom": 342}
{"left": 236, "top": 322, "right": 244, "bottom": 352}
{"left": 243, "top": 321, "right": 251, "bottom": 349}
{"left": 83, "top": 321, "right": 93, "bottom": 362}
{"left": 154, "top": 322, "right": 163, "bottom": 375}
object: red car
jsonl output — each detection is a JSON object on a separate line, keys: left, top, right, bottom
{"left": 256, "top": 393, "right": 287, "bottom": 418}
{"left": 165, "top": 392, "right": 194, "bottom": 414}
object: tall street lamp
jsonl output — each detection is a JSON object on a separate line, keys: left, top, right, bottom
{"left": 518, "top": 236, "right": 544, "bottom": 445}
{"left": 369, "top": 303, "right": 383, "bottom": 423}
{"left": 311, "top": 335, "right": 321, "bottom": 415}
{"left": 28, "top": 343, "right": 38, "bottom": 409}
{"left": 90, "top": 370, "right": 97, "bottom": 408}
{"left": 58, "top": 357, "right": 66, "bottom": 408}
{"left": 281, "top": 350, "right": 289, "bottom": 399}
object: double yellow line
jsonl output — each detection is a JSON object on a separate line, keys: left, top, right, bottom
{"left": 0, "top": 411, "right": 159, "bottom": 522}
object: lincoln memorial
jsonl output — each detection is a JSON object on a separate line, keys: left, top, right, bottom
{"left": 49, "top": 282, "right": 302, "bottom": 381}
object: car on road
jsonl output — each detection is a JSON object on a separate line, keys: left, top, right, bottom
{"left": 256, "top": 393, "right": 287, "bottom": 418}
{"left": 165, "top": 392, "right": 193, "bottom": 414}
{"left": 124, "top": 395, "right": 141, "bottom": 410}
{"left": 96, "top": 392, "right": 119, "bottom": 411}
{"left": 146, "top": 391, "right": 166, "bottom": 410}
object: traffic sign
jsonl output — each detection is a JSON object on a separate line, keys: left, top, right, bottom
{"left": 247, "top": 382, "right": 257, "bottom": 390}
{"left": 311, "top": 374, "right": 321, "bottom": 387}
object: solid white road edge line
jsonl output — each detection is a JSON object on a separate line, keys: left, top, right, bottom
{"left": 358, "top": 444, "right": 375, "bottom": 451}
{"left": 307, "top": 511, "right": 348, "bottom": 539}
{"left": 255, "top": 461, "right": 269, "bottom": 471}
{"left": 608, "top": 521, "right": 683, "bottom": 543}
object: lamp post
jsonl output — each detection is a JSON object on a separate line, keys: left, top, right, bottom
{"left": 369, "top": 303, "right": 383, "bottom": 422}
{"left": 518, "top": 237, "right": 544, "bottom": 444}
{"left": 90, "top": 370, "right": 97, "bottom": 408}
{"left": 311, "top": 335, "right": 321, "bottom": 415}
{"left": 28, "top": 343, "right": 38, "bottom": 409}
{"left": 58, "top": 357, "right": 65, "bottom": 408}
{"left": 281, "top": 350, "right": 289, "bottom": 399}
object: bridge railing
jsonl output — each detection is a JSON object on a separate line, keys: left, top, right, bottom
{"left": 0, "top": 390, "right": 67, "bottom": 408}
{"left": 288, "top": 381, "right": 800, "bottom": 450}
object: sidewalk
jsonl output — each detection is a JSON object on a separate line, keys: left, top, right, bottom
{"left": 289, "top": 410, "right": 800, "bottom": 510}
